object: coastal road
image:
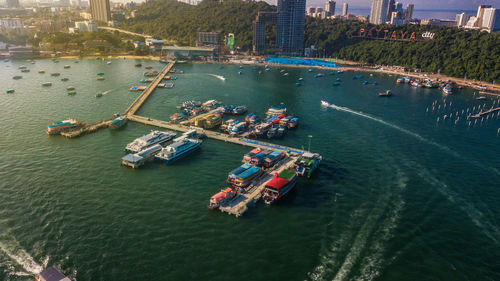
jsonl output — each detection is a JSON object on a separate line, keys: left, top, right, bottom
{"left": 98, "top": 26, "right": 153, "bottom": 38}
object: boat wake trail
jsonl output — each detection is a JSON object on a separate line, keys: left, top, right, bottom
{"left": 412, "top": 162, "right": 500, "bottom": 244}
{"left": 0, "top": 232, "right": 44, "bottom": 276}
{"left": 308, "top": 170, "right": 407, "bottom": 281}
{"left": 328, "top": 104, "right": 453, "bottom": 153}
{"left": 326, "top": 103, "right": 500, "bottom": 176}
{"left": 101, "top": 89, "right": 114, "bottom": 96}
{"left": 208, "top": 74, "right": 226, "bottom": 81}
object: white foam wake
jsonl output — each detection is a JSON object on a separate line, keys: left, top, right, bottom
{"left": 325, "top": 102, "right": 500, "bottom": 177}
{"left": 0, "top": 232, "right": 44, "bottom": 275}
{"left": 208, "top": 74, "right": 226, "bottom": 81}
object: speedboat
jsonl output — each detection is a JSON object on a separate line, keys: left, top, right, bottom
{"left": 321, "top": 100, "right": 330, "bottom": 107}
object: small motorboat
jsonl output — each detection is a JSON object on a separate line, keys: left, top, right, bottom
{"left": 6, "top": 89, "right": 15, "bottom": 94}
{"left": 41, "top": 82, "right": 52, "bottom": 86}
{"left": 38, "top": 70, "right": 45, "bottom": 74}
{"left": 96, "top": 92, "right": 103, "bottom": 97}
{"left": 379, "top": 90, "right": 392, "bottom": 97}
{"left": 97, "top": 77, "right": 105, "bottom": 81}
{"left": 476, "top": 96, "right": 487, "bottom": 100}
{"left": 321, "top": 100, "right": 330, "bottom": 107}
{"left": 61, "top": 77, "right": 69, "bottom": 81}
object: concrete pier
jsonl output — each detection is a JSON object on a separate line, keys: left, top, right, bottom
{"left": 218, "top": 156, "right": 297, "bottom": 217}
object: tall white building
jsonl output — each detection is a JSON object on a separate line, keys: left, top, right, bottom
{"left": 370, "top": 0, "right": 389, "bottom": 25}
{"left": 341, "top": 2, "right": 348, "bottom": 16}
{"left": 476, "top": 4, "right": 491, "bottom": 26}
{"left": 455, "top": 12, "right": 470, "bottom": 27}
{"left": 482, "top": 8, "right": 500, "bottom": 32}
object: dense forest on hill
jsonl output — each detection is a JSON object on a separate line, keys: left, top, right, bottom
{"left": 305, "top": 18, "right": 500, "bottom": 82}
{"left": 118, "top": 0, "right": 273, "bottom": 48}
{"left": 119, "top": 0, "right": 500, "bottom": 81}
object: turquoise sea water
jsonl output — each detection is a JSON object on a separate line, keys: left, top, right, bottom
{"left": 0, "top": 59, "right": 499, "bottom": 281}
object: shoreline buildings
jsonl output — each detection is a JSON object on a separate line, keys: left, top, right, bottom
{"left": 253, "top": 0, "right": 306, "bottom": 56}
{"left": 89, "top": 0, "right": 111, "bottom": 23}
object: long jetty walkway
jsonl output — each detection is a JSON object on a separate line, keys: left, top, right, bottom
{"left": 61, "top": 62, "right": 175, "bottom": 139}
{"left": 127, "top": 115, "right": 307, "bottom": 154}
{"left": 125, "top": 61, "right": 176, "bottom": 116}
{"left": 470, "top": 107, "right": 500, "bottom": 119}
{"left": 61, "top": 117, "right": 114, "bottom": 138}
{"left": 218, "top": 157, "right": 297, "bottom": 217}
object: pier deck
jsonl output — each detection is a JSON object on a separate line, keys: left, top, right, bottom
{"left": 60, "top": 62, "right": 175, "bottom": 139}
{"left": 218, "top": 156, "right": 297, "bottom": 217}
{"left": 60, "top": 118, "right": 113, "bottom": 138}
{"left": 470, "top": 107, "right": 500, "bottom": 119}
{"left": 127, "top": 114, "right": 307, "bottom": 154}
{"left": 125, "top": 61, "right": 175, "bottom": 116}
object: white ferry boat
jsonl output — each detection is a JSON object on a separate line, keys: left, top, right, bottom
{"left": 124, "top": 131, "right": 175, "bottom": 153}
{"left": 155, "top": 132, "right": 203, "bottom": 164}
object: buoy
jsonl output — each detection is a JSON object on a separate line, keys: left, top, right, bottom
{"left": 437, "top": 117, "right": 440, "bottom": 122}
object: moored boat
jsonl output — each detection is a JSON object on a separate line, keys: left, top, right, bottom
{"left": 46, "top": 119, "right": 85, "bottom": 135}
{"left": 379, "top": 90, "right": 392, "bottom": 97}
{"left": 242, "top": 148, "right": 262, "bottom": 163}
{"left": 38, "top": 70, "right": 45, "bottom": 74}
{"left": 154, "top": 135, "right": 203, "bottom": 164}
{"left": 169, "top": 112, "right": 186, "bottom": 123}
{"left": 36, "top": 267, "right": 73, "bottom": 281}
{"left": 51, "top": 72, "right": 60, "bottom": 76}
{"left": 125, "top": 130, "right": 176, "bottom": 153}
{"left": 95, "top": 92, "right": 103, "bottom": 97}
{"left": 294, "top": 152, "right": 322, "bottom": 178}
{"left": 263, "top": 151, "right": 285, "bottom": 168}
{"left": 64, "top": 65, "right": 71, "bottom": 69}
{"left": 109, "top": 115, "right": 127, "bottom": 129}
{"left": 12, "top": 75, "right": 22, "bottom": 80}
{"left": 67, "top": 91, "right": 77, "bottom": 95}
{"left": 97, "top": 76, "right": 105, "bottom": 81}
{"left": 227, "top": 163, "right": 263, "bottom": 188}
{"left": 135, "top": 63, "right": 142, "bottom": 67}
{"left": 67, "top": 86, "right": 75, "bottom": 91}
{"left": 6, "top": 89, "right": 15, "bottom": 94}
{"left": 208, "top": 187, "right": 237, "bottom": 209}
{"left": 321, "top": 100, "right": 330, "bottom": 107}
{"left": 263, "top": 168, "right": 298, "bottom": 205}
{"left": 61, "top": 77, "right": 69, "bottom": 81}
{"left": 42, "top": 82, "right": 52, "bottom": 86}
{"left": 443, "top": 85, "right": 452, "bottom": 95}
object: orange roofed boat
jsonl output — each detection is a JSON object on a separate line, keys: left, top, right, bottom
{"left": 208, "top": 187, "right": 237, "bottom": 209}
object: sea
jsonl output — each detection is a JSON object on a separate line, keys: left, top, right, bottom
{"left": 0, "top": 59, "right": 499, "bottom": 281}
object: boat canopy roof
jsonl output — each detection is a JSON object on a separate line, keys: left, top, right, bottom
{"left": 229, "top": 163, "right": 252, "bottom": 176}
{"left": 266, "top": 173, "right": 290, "bottom": 190}
{"left": 302, "top": 152, "right": 315, "bottom": 158}
{"left": 38, "top": 267, "right": 72, "bottom": 281}
{"left": 237, "top": 166, "right": 261, "bottom": 179}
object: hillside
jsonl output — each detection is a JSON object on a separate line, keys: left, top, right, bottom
{"left": 118, "top": 0, "right": 274, "bottom": 49}
{"left": 305, "top": 18, "right": 500, "bottom": 82}
{"left": 118, "top": 0, "right": 500, "bottom": 81}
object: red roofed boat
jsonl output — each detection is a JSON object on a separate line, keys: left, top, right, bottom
{"left": 263, "top": 168, "right": 297, "bottom": 205}
{"left": 208, "top": 187, "right": 237, "bottom": 209}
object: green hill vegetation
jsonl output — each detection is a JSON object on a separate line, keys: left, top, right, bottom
{"left": 305, "top": 18, "right": 500, "bottom": 82}
{"left": 120, "top": 0, "right": 499, "bottom": 81}
{"left": 118, "top": 0, "right": 273, "bottom": 48}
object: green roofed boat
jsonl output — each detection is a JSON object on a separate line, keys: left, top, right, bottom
{"left": 6, "top": 89, "right": 15, "bottom": 93}
{"left": 13, "top": 76, "right": 22, "bottom": 80}
{"left": 42, "top": 82, "right": 52, "bottom": 86}
{"left": 109, "top": 115, "right": 127, "bottom": 129}
{"left": 263, "top": 168, "right": 298, "bottom": 204}
{"left": 294, "top": 152, "right": 322, "bottom": 178}
{"left": 67, "top": 91, "right": 77, "bottom": 95}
